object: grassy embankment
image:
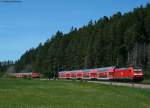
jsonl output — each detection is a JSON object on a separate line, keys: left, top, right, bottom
{"left": 0, "top": 78, "right": 150, "bottom": 108}
{"left": 143, "top": 79, "right": 150, "bottom": 83}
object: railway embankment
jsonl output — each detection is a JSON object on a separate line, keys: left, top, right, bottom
{"left": 88, "top": 81, "right": 150, "bottom": 89}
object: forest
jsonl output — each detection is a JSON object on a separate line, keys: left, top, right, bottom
{"left": 1, "top": 4, "right": 150, "bottom": 78}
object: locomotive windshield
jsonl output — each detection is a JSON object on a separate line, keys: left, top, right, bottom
{"left": 134, "top": 67, "right": 142, "bottom": 73}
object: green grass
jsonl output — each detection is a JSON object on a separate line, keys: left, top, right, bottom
{"left": 0, "top": 79, "right": 150, "bottom": 108}
{"left": 143, "top": 79, "right": 150, "bottom": 83}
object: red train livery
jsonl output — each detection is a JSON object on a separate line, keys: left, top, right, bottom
{"left": 59, "top": 67, "right": 143, "bottom": 82}
{"left": 15, "top": 72, "right": 40, "bottom": 78}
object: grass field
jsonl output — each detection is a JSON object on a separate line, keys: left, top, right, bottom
{"left": 0, "top": 79, "right": 150, "bottom": 108}
{"left": 143, "top": 79, "right": 150, "bottom": 83}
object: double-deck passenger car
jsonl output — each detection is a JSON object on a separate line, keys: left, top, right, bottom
{"left": 59, "top": 66, "right": 143, "bottom": 82}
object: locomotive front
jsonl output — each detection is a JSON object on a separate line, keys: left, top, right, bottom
{"left": 133, "top": 67, "right": 144, "bottom": 81}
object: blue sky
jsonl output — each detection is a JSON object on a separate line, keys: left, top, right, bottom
{"left": 0, "top": 0, "right": 150, "bottom": 61}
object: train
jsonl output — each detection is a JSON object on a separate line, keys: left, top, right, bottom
{"left": 58, "top": 66, "right": 144, "bottom": 82}
{"left": 15, "top": 72, "right": 40, "bottom": 78}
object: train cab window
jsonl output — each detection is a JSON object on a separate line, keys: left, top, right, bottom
{"left": 134, "top": 67, "right": 142, "bottom": 73}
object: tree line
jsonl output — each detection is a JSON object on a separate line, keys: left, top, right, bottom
{"left": 0, "top": 61, "right": 14, "bottom": 76}
{"left": 2, "top": 4, "right": 150, "bottom": 78}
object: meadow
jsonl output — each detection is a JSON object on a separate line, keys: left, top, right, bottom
{"left": 0, "top": 78, "right": 150, "bottom": 108}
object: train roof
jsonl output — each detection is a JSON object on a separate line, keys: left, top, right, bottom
{"left": 97, "top": 67, "right": 115, "bottom": 72}
{"left": 59, "top": 66, "right": 115, "bottom": 73}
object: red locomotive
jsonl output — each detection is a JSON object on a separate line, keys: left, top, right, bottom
{"left": 58, "top": 66, "right": 143, "bottom": 82}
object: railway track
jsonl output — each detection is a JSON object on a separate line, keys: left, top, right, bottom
{"left": 87, "top": 80, "right": 150, "bottom": 89}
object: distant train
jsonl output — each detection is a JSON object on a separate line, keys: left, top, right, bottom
{"left": 58, "top": 66, "right": 143, "bottom": 82}
{"left": 15, "top": 72, "right": 40, "bottom": 78}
